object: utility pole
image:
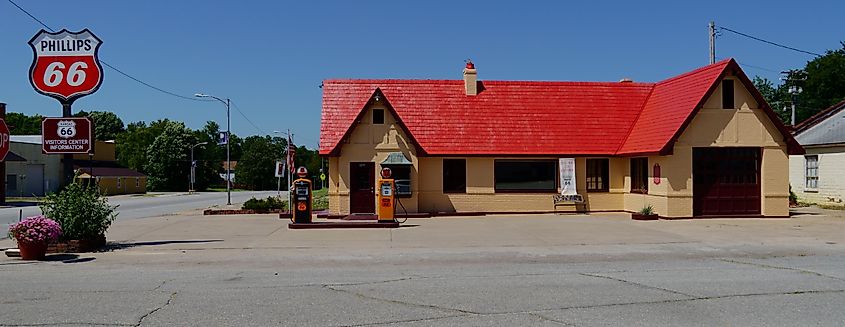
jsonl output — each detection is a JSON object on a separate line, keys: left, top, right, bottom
{"left": 781, "top": 70, "right": 806, "bottom": 126}
{"left": 194, "top": 93, "right": 232, "bottom": 205}
{"left": 709, "top": 21, "right": 716, "bottom": 64}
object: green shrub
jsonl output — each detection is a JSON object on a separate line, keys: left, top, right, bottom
{"left": 39, "top": 183, "right": 118, "bottom": 241}
{"left": 789, "top": 185, "right": 798, "bottom": 205}
{"left": 638, "top": 204, "right": 654, "bottom": 215}
{"left": 242, "top": 196, "right": 287, "bottom": 211}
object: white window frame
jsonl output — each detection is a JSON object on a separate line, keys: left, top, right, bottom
{"left": 805, "top": 155, "right": 818, "bottom": 191}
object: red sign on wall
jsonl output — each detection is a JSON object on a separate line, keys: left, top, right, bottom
{"left": 653, "top": 163, "right": 661, "bottom": 185}
{"left": 29, "top": 29, "right": 103, "bottom": 104}
{"left": 41, "top": 117, "right": 93, "bottom": 154}
{"left": 0, "top": 119, "right": 10, "bottom": 161}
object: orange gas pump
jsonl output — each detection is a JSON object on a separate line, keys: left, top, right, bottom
{"left": 377, "top": 167, "right": 395, "bottom": 223}
{"left": 292, "top": 167, "right": 312, "bottom": 224}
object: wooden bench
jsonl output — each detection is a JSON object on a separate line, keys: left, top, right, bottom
{"left": 553, "top": 194, "right": 584, "bottom": 214}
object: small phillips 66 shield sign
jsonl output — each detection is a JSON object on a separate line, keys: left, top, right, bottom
{"left": 42, "top": 117, "right": 93, "bottom": 154}
{"left": 29, "top": 29, "right": 103, "bottom": 104}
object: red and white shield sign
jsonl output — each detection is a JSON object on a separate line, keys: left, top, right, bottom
{"left": 29, "top": 29, "right": 103, "bottom": 104}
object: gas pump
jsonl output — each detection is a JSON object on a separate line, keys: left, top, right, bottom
{"left": 377, "top": 167, "right": 395, "bottom": 223}
{"left": 292, "top": 166, "right": 312, "bottom": 224}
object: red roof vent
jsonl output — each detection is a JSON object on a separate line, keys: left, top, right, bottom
{"left": 465, "top": 60, "right": 475, "bottom": 69}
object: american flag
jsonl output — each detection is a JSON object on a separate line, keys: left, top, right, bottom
{"left": 287, "top": 135, "right": 296, "bottom": 174}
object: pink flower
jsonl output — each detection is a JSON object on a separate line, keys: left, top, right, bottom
{"left": 8, "top": 215, "right": 63, "bottom": 245}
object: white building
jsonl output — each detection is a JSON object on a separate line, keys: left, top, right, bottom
{"left": 789, "top": 100, "right": 845, "bottom": 204}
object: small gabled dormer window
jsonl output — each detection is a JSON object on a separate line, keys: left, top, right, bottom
{"left": 373, "top": 109, "right": 385, "bottom": 124}
{"left": 722, "top": 79, "right": 735, "bottom": 109}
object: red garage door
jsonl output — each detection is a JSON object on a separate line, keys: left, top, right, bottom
{"left": 693, "top": 147, "right": 761, "bottom": 216}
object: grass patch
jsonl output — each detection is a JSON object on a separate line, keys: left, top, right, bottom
{"left": 312, "top": 188, "right": 328, "bottom": 210}
{"left": 206, "top": 187, "right": 248, "bottom": 192}
{"left": 5, "top": 197, "right": 43, "bottom": 203}
{"left": 817, "top": 203, "right": 845, "bottom": 211}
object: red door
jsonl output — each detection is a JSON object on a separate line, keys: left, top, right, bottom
{"left": 349, "top": 162, "right": 375, "bottom": 214}
{"left": 693, "top": 147, "right": 761, "bottom": 216}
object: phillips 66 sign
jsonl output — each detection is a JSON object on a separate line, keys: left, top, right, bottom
{"left": 29, "top": 29, "right": 103, "bottom": 104}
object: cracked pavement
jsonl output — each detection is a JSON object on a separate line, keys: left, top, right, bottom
{"left": 1, "top": 206, "right": 845, "bottom": 326}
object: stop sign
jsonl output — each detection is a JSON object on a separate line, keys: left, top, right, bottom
{"left": 0, "top": 119, "right": 10, "bottom": 162}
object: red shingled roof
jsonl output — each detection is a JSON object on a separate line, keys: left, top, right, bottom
{"left": 320, "top": 59, "right": 803, "bottom": 156}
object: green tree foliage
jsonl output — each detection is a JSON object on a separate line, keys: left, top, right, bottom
{"left": 191, "top": 121, "right": 225, "bottom": 190}
{"left": 116, "top": 120, "right": 170, "bottom": 173}
{"left": 76, "top": 110, "right": 126, "bottom": 141}
{"left": 6, "top": 112, "right": 43, "bottom": 135}
{"left": 236, "top": 135, "right": 286, "bottom": 190}
{"left": 753, "top": 42, "right": 845, "bottom": 125}
{"left": 800, "top": 43, "right": 845, "bottom": 119}
{"left": 144, "top": 121, "right": 196, "bottom": 191}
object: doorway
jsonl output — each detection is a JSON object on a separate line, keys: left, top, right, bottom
{"left": 693, "top": 147, "right": 761, "bottom": 216}
{"left": 349, "top": 162, "right": 375, "bottom": 214}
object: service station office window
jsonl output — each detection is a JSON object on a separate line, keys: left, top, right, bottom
{"left": 494, "top": 160, "right": 556, "bottom": 193}
{"left": 586, "top": 158, "right": 609, "bottom": 192}
{"left": 630, "top": 157, "right": 648, "bottom": 194}
{"left": 443, "top": 159, "right": 466, "bottom": 193}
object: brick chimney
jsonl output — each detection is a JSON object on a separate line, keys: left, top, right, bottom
{"left": 463, "top": 60, "right": 477, "bottom": 96}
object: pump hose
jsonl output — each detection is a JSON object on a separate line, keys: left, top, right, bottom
{"left": 394, "top": 197, "right": 409, "bottom": 224}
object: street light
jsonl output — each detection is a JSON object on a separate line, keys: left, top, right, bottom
{"left": 190, "top": 141, "right": 208, "bottom": 193}
{"left": 195, "top": 93, "right": 232, "bottom": 205}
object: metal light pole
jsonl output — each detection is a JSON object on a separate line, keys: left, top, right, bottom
{"left": 190, "top": 141, "right": 208, "bottom": 193}
{"left": 195, "top": 93, "right": 232, "bottom": 205}
{"left": 273, "top": 131, "right": 286, "bottom": 198}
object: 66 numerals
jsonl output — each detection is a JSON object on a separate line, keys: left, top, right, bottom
{"left": 43, "top": 61, "right": 88, "bottom": 87}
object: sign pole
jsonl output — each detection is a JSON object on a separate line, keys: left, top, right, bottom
{"left": 61, "top": 103, "right": 74, "bottom": 187}
{"left": 0, "top": 103, "right": 6, "bottom": 205}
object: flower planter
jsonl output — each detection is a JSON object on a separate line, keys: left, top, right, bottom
{"left": 18, "top": 242, "right": 48, "bottom": 260}
{"left": 47, "top": 235, "right": 107, "bottom": 253}
{"left": 631, "top": 213, "right": 659, "bottom": 221}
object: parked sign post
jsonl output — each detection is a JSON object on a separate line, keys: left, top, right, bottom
{"left": 29, "top": 29, "right": 103, "bottom": 186}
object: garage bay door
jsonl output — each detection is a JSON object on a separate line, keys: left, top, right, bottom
{"left": 693, "top": 147, "right": 761, "bottom": 216}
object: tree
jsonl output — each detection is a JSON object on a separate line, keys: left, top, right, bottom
{"left": 753, "top": 76, "right": 790, "bottom": 124}
{"left": 6, "top": 112, "right": 43, "bottom": 135}
{"left": 752, "top": 42, "right": 845, "bottom": 125}
{"left": 237, "top": 135, "right": 285, "bottom": 190}
{"left": 799, "top": 42, "right": 845, "bottom": 121}
{"left": 75, "top": 110, "right": 125, "bottom": 141}
{"left": 144, "top": 121, "right": 196, "bottom": 191}
{"left": 191, "top": 121, "right": 225, "bottom": 190}
{"left": 116, "top": 119, "right": 170, "bottom": 173}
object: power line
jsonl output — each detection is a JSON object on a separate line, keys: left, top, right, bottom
{"left": 230, "top": 100, "right": 266, "bottom": 135}
{"left": 718, "top": 25, "right": 823, "bottom": 57}
{"left": 7, "top": 0, "right": 211, "bottom": 102}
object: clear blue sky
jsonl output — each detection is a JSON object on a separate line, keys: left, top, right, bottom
{"left": 1, "top": 0, "right": 842, "bottom": 148}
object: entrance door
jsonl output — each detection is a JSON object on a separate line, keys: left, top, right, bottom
{"left": 349, "top": 162, "right": 375, "bottom": 214}
{"left": 693, "top": 147, "right": 761, "bottom": 216}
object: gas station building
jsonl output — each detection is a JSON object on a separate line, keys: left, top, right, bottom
{"left": 319, "top": 59, "right": 803, "bottom": 218}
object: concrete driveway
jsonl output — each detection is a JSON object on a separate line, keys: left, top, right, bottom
{"left": 1, "top": 208, "right": 844, "bottom": 326}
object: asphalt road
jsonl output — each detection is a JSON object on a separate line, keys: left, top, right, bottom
{"left": 1, "top": 208, "right": 844, "bottom": 326}
{"left": 0, "top": 191, "right": 282, "bottom": 238}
